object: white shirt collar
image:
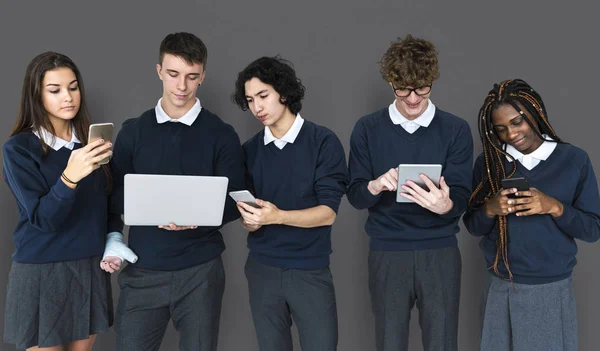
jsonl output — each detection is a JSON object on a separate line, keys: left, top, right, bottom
{"left": 505, "top": 134, "right": 557, "bottom": 169}
{"left": 155, "top": 98, "right": 202, "bottom": 126}
{"left": 33, "top": 126, "right": 80, "bottom": 151}
{"left": 264, "top": 114, "right": 305, "bottom": 149}
{"left": 388, "top": 99, "right": 436, "bottom": 127}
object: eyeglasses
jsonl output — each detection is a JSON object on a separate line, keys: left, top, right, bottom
{"left": 392, "top": 85, "right": 432, "bottom": 97}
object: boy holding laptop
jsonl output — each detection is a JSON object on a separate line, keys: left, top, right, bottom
{"left": 346, "top": 35, "right": 473, "bottom": 351}
{"left": 103, "top": 32, "right": 245, "bottom": 351}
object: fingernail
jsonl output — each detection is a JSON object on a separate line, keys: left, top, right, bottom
{"left": 100, "top": 139, "right": 104, "bottom": 143}
{"left": 515, "top": 192, "right": 519, "bottom": 196}
{"left": 108, "top": 143, "right": 113, "bottom": 147}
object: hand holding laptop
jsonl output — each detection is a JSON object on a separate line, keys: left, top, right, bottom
{"left": 158, "top": 223, "right": 198, "bottom": 231}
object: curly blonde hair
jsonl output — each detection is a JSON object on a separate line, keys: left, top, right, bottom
{"left": 380, "top": 34, "right": 440, "bottom": 88}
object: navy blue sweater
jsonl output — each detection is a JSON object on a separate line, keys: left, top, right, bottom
{"left": 347, "top": 107, "right": 473, "bottom": 250}
{"left": 463, "top": 144, "right": 600, "bottom": 284}
{"left": 243, "top": 120, "right": 348, "bottom": 269}
{"left": 3, "top": 133, "right": 118, "bottom": 263}
{"left": 110, "top": 108, "right": 245, "bottom": 270}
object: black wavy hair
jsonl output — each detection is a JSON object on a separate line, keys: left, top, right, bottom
{"left": 232, "top": 56, "right": 305, "bottom": 115}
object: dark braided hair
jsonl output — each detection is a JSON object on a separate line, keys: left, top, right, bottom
{"left": 469, "top": 79, "right": 563, "bottom": 279}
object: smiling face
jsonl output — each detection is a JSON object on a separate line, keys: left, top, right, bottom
{"left": 156, "top": 53, "right": 205, "bottom": 118}
{"left": 392, "top": 84, "right": 431, "bottom": 120}
{"left": 491, "top": 103, "right": 543, "bottom": 155}
{"left": 41, "top": 67, "right": 81, "bottom": 126}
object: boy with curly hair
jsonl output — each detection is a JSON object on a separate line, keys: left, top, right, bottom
{"left": 347, "top": 35, "right": 473, "bottom": 351}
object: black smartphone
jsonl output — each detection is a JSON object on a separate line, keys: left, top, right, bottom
{"left": 500, "top": 177, "right": 529, "bottom": 198}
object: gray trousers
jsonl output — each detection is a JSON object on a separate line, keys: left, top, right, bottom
{"left": 369, "top": 247, "right": 461, "bottom": 351}
{"left": 115, "top": 256, "right": 225, "bottom": 351}
{"left": 480, "top": 275, "right": 577, "bottom": 351}
{"left": 245, "top": 256, "right": 338, "bottom": 351}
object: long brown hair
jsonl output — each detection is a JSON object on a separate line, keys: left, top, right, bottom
{"left": 469, "top": 79, "right": 562, "bottom": 279}
{"left": 11, "top": 51, "right": 112, "bottom": 189}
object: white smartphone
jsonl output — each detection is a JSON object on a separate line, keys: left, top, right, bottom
{"left": 229, "top": 190, "right": 261, "bottom": 208}
{"left": 88, "top": 123, "right": 114, "bottom": 165}
{"left": 396, "top": 164, "right": 443, "bottom": 203}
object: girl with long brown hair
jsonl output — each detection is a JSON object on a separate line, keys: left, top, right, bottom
{"left": 2, "top": 52, "right": 116, "bottom": 351}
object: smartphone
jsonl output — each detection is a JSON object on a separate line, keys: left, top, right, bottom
{"left": 88, "top": 123, "right": 114, "bottom": 165}
{"left": 500, "top": 177, "right": 529, "bottom": 198}
{"left": 229, "top": 190, "right": 261, "bottom": 208}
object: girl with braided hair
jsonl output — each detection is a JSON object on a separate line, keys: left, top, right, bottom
{"left": 463, "top": 79, "right": 600, "bottom": 351}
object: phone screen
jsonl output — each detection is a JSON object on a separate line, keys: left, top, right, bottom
{"left": 229, "top": 191, "right": 261, "bottom": 208}
{"left": 88, "top": 123, "right": 114, "bottom": 165}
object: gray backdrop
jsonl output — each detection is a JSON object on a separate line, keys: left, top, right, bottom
{"left": 1, "top": 1, "right": 598, "bottom": 350}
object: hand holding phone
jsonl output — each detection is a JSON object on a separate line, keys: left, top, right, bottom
{"left": 88, "top": 123, "right": 114, "bottom": 165}
{"left": 229, "top": 190, "right": 261, "bottom": 208}
{"left": 500, "top": 177, "right": 529, "bottom": 199}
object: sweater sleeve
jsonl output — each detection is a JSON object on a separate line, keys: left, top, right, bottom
{"left": 347, "top": 119, "right": 383, "bottom": 209}
{"left": 2, "top": 140, "right": 78, "bottom": 233}
{"left": 439, "top": 121, "right": 474, "bottom": 219}
{"left": 552, "top": 153, "right": 600, "bottom": 242}
{"left": 214, "top": 125, "right": 245, "bottom": 225}
{"left": 314, "top": 132, "right": 348, "bottom": 213}
{"left": 463, "top": 154, "right": 497, "bottom": 236}
{"left": 108, "top": 120, "right": 136, "bottom": 224}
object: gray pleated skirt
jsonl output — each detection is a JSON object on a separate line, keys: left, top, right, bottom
{"left": 480, "top": 274, "right": 577, "bottom": 351}
{"left": 3, "top": 255, "right": 113, "bottom": 350}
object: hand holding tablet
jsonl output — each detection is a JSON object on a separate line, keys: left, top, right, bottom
{"left": 396, "top": 164, "right": 442, "bottom": 203}
{"left": 395, "top": 164, "right": 453, "bottom": 215}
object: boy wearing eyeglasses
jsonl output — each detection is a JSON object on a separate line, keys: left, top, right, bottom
{"left": 346, "top": 35, "right": 473, "bottom": 351}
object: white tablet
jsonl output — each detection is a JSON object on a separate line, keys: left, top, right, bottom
{"left": 124, "top": 174, "right": 229, "bottom": 226}
{"left": 396, "top": 164, "right": 442, "bottom": 203}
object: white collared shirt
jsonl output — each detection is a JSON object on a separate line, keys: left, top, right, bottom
{"left": 33, "top": 126, "right": 80, "bottom": 151}
{"left": 155, "top": 98, "right": 202, "bottom": 126}
{"left": 388, "top": 99, "right": 436, "bottom": 134}
{"left": 505, "top": 135, "right": 557, "bottom": 170}
{"left": 264, "top": 114, "right": 305, "bottom": 150}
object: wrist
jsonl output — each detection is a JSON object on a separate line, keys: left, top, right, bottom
{"left": 483, "top": 202, "right": 495, "bottom": 218}
{"left": 276, "top": 209, "right": 286, "bottom": 225}
{"left": 439, "top": 199, "right": 454, "bottom": 215}
{"left": 60, "top": 172, "right": 78, "bottom": 189}
{"left": 550, "top": 201, "right": 564, "bottom": 218}
{"left": 63, "top": 168, "right": 80, "bottom": 184}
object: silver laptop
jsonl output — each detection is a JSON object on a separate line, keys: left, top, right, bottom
{"left": 124, "top": 174, "right": 229, "bottom": 226}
